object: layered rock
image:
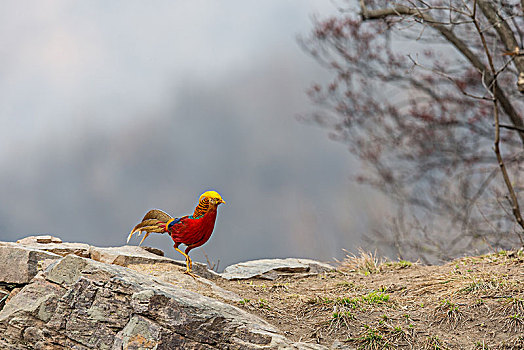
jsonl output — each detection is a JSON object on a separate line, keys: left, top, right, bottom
{"left": 2, "top": 254, "right": 292, "bottom": 349}
{"left": 0, "top": 236, "right": 331, "bottom": 349}
{"left": 15, "top": 235, "right": 91, "bottom": 258}
{"left": 0, "top": 244, "right": 61, "bottom": 284}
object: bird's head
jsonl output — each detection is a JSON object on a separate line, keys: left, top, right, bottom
{"left": 199, "top": 190, "right": 226, "bottom": 207}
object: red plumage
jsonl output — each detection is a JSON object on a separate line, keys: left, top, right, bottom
{"left": 168, "top": 209, "right": 218, "bottom": 249}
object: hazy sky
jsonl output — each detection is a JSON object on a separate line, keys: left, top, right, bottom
{"left": 0, "top": 1, "right": 388, "bottom": 269}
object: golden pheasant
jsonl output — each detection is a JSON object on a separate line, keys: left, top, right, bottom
{"left": 127, "top": 190, "right": 225, "bottom": 277}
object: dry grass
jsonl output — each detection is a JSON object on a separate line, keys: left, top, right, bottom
{"left": 432, "top": 299, "right": 464, "bottom": 327}
{"left": 339, "top": 248, "right": 419, "bottom": 276}
{"left": 210, "top": 249, "right": 524, "bottom": 349}
{"left": 349, "top": 325, "right": 390, "bottom": 349}
{"left": 338, "top": 248, "right": 383, "bottom": 275}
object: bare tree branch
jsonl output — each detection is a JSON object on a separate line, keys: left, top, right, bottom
{"left": 471, "top": 0, "right": 524, "bottom": 244}
{"left": 499, "top": 123, "right": 524, "bottom": 132}
{"left": 477, "top": 0, "right": 524, "bottom": 93}
{"left": 493, "top": 102, "right": 524, "bottom": 244}
{"left": 303, "top": 0, "right": 524, "bottom": 261}
{"left": 359, "top": 2, "right": 524, "bottom": 145}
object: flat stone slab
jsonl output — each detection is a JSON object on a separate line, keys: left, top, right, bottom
{"left": 220, "top": 258, "right": 335, "bottom": 280}
{"left": 16, "top": 235, "right": 63, "bottom": 245}
{"left": 89, "top": 245, "right": 175, "bottom": 266}
{"left": 19, "top": 243, "right": 91, "bottom": 258}
{"left": 90, "top": 245, "right": 221, "bottom": 280}
{"left": 14, "top": 235, "right": 91, "bottom": 258}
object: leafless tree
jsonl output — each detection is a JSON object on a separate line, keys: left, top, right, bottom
{"left": 301, "top": 0, "right": 524, "bottom": 263}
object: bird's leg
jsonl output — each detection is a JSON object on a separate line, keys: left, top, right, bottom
{"left": 184, "top": 258, "right": 197, "bottom": 278}
{"left": 173, "top": 244, "right": 197, "bottom": 278}
{"left": 185, "top": 247, "right": 193, "bottom": 270}
{"left": 184, "top": 248, "right": 196, "bottom": 278}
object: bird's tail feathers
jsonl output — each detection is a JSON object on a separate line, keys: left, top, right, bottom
{"left": 127, "top": 209, "right": 172, "bottom": 246}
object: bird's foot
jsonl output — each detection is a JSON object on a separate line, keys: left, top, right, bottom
{"left": 184, "top": 269, "right": 198, "bottom": 279}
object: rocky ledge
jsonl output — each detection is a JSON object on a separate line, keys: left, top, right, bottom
{"left": 0, "top": 236, "right": 334, "bottom": 349}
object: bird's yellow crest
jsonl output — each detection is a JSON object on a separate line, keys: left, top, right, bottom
{"left": 199, "top": 190, "right": 226, "bottom": 204}
{"left": 192, "top": 190, "right": 225, "bottom": 217}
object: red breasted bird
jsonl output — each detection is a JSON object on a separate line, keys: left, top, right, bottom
{"left": 127, "top": 190, "right": 225, "bottom": 277}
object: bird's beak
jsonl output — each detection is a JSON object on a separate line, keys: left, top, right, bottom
{"left": 220, "top": 199, "right": 226, "bottom": 205}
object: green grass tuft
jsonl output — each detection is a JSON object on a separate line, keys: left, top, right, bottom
{"left": 361, "top": 291, "right": 390, "bottom": 304}
{"left": 351, "top": 326, "right": 390, "bottom": 349}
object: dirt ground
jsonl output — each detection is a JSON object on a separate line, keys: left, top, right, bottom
{"left": 211, "top": 250, "right": 524, "bottom": 349}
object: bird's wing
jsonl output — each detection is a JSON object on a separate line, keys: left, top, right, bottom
{"left": 141, "top": 209, "right": 172, "bottom": 222}
{"left": 167, "top": 215, "right": 188, "bottom": 230}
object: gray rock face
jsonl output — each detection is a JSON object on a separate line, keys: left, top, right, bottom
{"left": 0, "top": 237, "right": 333, "bottom": 349}
{"left": 127, "top": 263, "right": 243, "bottom": 303}
{"left": 0, "top": 244, "right": 61, "bottom": 284}
{"left": 220, "top": 258, "right": 335, "bottom": 280}
{"left": 0, "top": 254, "right": 325, "bottom": 349}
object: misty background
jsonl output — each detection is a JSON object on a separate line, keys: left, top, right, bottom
{"left": 0, "top": 1, "right": 388, "bottom": 270}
